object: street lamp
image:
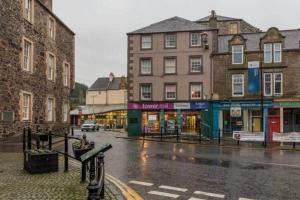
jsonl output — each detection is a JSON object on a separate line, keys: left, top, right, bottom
{"left": 259, "top": 49, "right": 266, "bottom": 147}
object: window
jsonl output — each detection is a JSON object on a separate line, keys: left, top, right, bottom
{"left": 23, "top": 0, "right": 34, "bottom": 22}
{"left": 22, "top": 38, "right": 33, "bottom": 72}
{"left": 274, "top": 43, "right": 282, "bottom": 63}
{"left": 264, "top": 43, "right": 272, "bottom": 63}
{"left": 21, "top": 92, "right": 32, "bottom": 121}
{"left": 62, "top": 103, "right": 68, "bottom": 122}
{"left": 47, "top": 98, "right": 55, "bottom": 121}
{"left": 63, "top": 62, "right": 70, "bottom": 87}
{"left": 165, "top": 84, "right": 176, "bottom": 100}
{"left": 190, "top": 83, "right": 202, "bottom": 100}
{"left": 47, "top": 53, "right": 56, "bottom": 81}
{"left": 274, "top": 73, "right": 283, "bottom": 96}
{"left": 264, "top": 73, "right": 272, "bottom": 96}
{"left": 230, "top": 23, "right": 238, "bottom": 34}
{"left": 190, "top": 57, "right": 202, "bottom": 73}
{"left": 165, "top": 34, "right": 176, "bottom": 48}
{"left": 232, "top": 45, "right": 243, "bottom": 64}
{"left": 164, "top": 58, "right": 176, "bottom": 74}
{"left": 140, "top": 58, "right": 152, "bottom": 75}
{"left": 48, "top": 17, "right": 55, "bottom": 39}
{"left": 232, "top": 74, "right": 244, "bottom": 97}
{"left": 141, "top": 35, "right": 152, "bottom": 49}
{"left": 140, "top": 84, "right": 152, "bottom": 101}
{"left": 190, "top": 33, "right": 201, "bottom": 47}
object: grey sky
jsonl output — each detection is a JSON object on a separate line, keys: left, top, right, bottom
{"left": 54, "top": 0, "right": 299, "bottom": 87}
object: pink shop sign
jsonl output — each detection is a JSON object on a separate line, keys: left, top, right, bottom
{"left": 128, "top": 102, "right": 174, "bottom": 110}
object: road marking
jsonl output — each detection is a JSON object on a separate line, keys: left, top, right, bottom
{"left": 129, "top": 180, "right": 153, "bottom": 186}
{"left": 148, "top": 191, "right": 180, "bottom": 198}
{"left": 159, "top": 185, "right": 188, "bottom": 192}
{"left": 239, "top": 198, "right": 255, "bottom": 200}
{"left": 246, "top": 161, "right": 300, "bottom": 169}
{"left": 188, "top": 197, "right": 206, "bottom": 200}
{"left": 194, "top": 190, "right": 225, "bottom": 198}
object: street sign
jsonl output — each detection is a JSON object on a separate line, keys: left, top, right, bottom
{"left": 230, "top": 107, "right": 241, "bottom": 117}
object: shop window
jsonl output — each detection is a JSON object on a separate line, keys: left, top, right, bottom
{"left": 142, "top": 112, "right": 160, "bottom": 133}
{"left": 232, "top": 45, "right": 243, "bottom": 64}
{"left": 232, "top": 74, "right": 244, "bottom": 97}
{"left": 190, "top": 83, "right": 202, "bottom": 100}
{"left": 251, "top": 110, "right": 261, "bottom": 132}
{"left": 165, "top": 84, "right": 176, "bottom": 100}
{"left": 140, "top": 84, "right": 152, "bottom": 101}
{"left": 164, "top": 57, "right": 176, "bottom": 74}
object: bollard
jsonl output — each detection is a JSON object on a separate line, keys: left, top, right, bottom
{"left": 89, "top": 157, "right": 96, "bottom": 182}
{"left": 64, "top": 132, "right": 69, "bottom": 172}
{"left": 48, "top": 131, "right": 52, "bottom": 150}
{"left": 199, "top": 126, "right": 202, "bottom": 143}
{"left": 71, "top": 127, "right": 74, "bottom": 136}
{"left": 293, "top": 142, "right": 296, "bottom": 149}
{"left": 176, "top": 126, "right": 179, "bottom": 143}
{"left": 98, "top": 154, "right": 105, "bottom": 199}
{"left": 87, "top": 180, "right": 101, "bottom": 200}
{"left": 23, "top": 128, "right": 26, "bottom": 152}
{"left": 218, "top": 129, "right": 221, "bottom": 145}
{"left": 36, "top": 138, "right": 40, "bottom": 149}
{"left": 160, "top": 127, "right": 163, "bottom": 142}
{"left": 81, "top": 162, "right": 87, "bottom": 183}
{"left": 27, "top": 127, "right": 32, "bottom": 150}
{"left": 237, "top": 140, "right": 240, "bottom": 146}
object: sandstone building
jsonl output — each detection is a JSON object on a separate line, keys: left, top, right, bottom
{"left": 0, "top": 0, "right": 75, "bottom": 137}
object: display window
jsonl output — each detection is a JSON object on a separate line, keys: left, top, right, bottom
{"left": 142, "top": 112, "right": 160, "bottom": 134}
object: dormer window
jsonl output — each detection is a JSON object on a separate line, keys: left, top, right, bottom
{"left": 264, "top": 43, "right": 282, "bottom": 63}
{"left": 274, "top": 43, "right": 282, "bottom": 63}
{"left": 232, "top": 45, "right": 244, "bottom": 64}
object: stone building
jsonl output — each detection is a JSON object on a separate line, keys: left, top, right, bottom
{"left": 212, "top": 27, "right": 300, "bottom": 141}
{"left": 0, "top": 0, "right": 75, "bottom": 137}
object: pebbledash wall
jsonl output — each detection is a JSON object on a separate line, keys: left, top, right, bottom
{"left": 0, "top": 0, "right": 75, "bottom": 137}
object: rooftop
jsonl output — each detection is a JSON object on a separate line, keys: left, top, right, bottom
{"left": 89, "top": 75, "right": 127, "bottom": 91}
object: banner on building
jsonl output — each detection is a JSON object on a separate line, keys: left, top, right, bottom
{"left": 248, "top": 61, "right": 260, "bottom": 93}
{"left": 273, "top": 132, "right": 300, "bottom": 143}
{"left": 233, "top": 131, "right": 265, "bottom": 141}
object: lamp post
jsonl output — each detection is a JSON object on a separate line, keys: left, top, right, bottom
{"left": 259, "top": 50, "right": 266, "bottom": 147}
{"left": 91, "top": 95, "right": 97, "bottom": 120}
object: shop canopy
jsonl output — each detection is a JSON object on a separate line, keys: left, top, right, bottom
{"left": 70, "top": 104, "right": 126, "bottom": 116}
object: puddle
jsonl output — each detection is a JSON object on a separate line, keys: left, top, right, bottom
{"left": 148, "top": 153, "right": 269, "bottom": 170}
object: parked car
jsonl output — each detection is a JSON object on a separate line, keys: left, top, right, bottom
{"left": 81, "top": 120, "right": 99, "bottom": 132}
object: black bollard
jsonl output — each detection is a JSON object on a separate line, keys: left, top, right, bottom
{"left": 199, "top": 126, "right": 202, "bottom": 143}
{"left": 23, "top": 128, "right": 26, "bottom": 152}
{"left": 71, "top": 127, "right": 74, "bottom": 136}
{"left": 293, "top": 142, "right": 296, "bottom": 149}
{"left": 218, "top": 129, "right": 221, "bottom": 145}
{"left": 48, "top": 131, "right": 52, "bottom": 150}
{"left": 64, "top": 132, "right": 69, "bottom": 172}
{"left": 81, "top": 162, "right": 87, "bottom": 183}
{"left": 27, "top": 127, "right": 32, "bottom": 150}
{"left": 160, "top": 127, "right": 163, "bottom": 142}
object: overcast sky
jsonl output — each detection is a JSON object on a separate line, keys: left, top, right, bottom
{"left": 54, "top": 0, "right": 299, "bottom": 87}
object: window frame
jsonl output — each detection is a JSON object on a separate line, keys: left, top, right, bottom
{"left": 46, "top": 97, "right": 55, "bottom": 122}
{"left": 190, "top": 32, "right": 202, "bottom": 47}
{"left": 189, "top": 56, "right": 203, "bottom": 73}
{"left": 23, "top": 0, "right": 34, "bottom": 23}
{"left": 140, "top": 35, "right": 152, "bottom": 50}
{"left": 47, "top": 52, "right": 56, "bottom": 81}
{"left": 62, "top": 102, "right": 69, "bottom": 122}
{"left": 22, "top": 37, "right": 34, "bottom": 73}
{"left": 273, "top": 73, "right": 283, "bottom": 96}
{"left": 264, "top": 73, "right": 273, "bottom": 96}
{"left": 232, "top": 45, "right": 244, "bottom": 65}
{"left": 232, "top": 74, "right": 244, "bottom": 97}
{"left": 264, "top": 43, "right": 273, "bottom": 63}
{"left": 139, "top": 58, "right": 152, "bottom": 76}
{"left": 48, "top": 16, "right": 56, "bottom": 40}
{"left": 190, "top": 82, "right": 203, "bottom": 100}
{"left": 164, "top": 34, "right": 177, "bottom": 49}
{"left": 273, "top": 43, "right": 282, "bottom": 63}
{"left": 63, "top": 62, "right": 70, "bottom": 87}
{"left": 20, "top": 91, "right": 33, "bottom": 122}
{"left": 164, "top": 83, "right": 177, "bottom": 100}
{"left": 164, "top": 57, "right": 177, "bottom": 75}
{"left": 140, "top": 83, "right": 152, "bottom": 101}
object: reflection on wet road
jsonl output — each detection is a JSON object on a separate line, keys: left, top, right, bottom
{"left": 75, "top": 130, "right": 300, "bottom": 200}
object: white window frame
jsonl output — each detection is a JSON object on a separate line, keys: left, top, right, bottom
{"left": 164, "top": 58, "right": 176, "bottom": 74}
{"left": 23, "top": 0, "right": 34, "bottom": 23}
{"left": 165, "top": 84, "right": 176, "bottom": 100}
{"left": 140, "top": 84, "right": 152, "bottom": 101}
{"left": 232, "top": 74, "right": 244, "bottom": 97}
{"left": 141, "top": 35, "right": 152, "bottom": 49}
{"left": 47, "top": 52, "right": 56, "bottom": 81}
{"left": 63, "top": 62, "right": 70, "bottom": 87}
{"left": 22, "top": 37, "right": 33, "bottom": 72}
{"left": 190, "top": 83, "right": 202, "bottom": 100}
{"left": 273, "top": 43, "right": 282, "bottom": 63}
{"left": 140, "top": 58, "right": 152, "bottom": 75}
{"left": 264, "top": 73, "right": 273, "bottom": 96}
{"left": 47, "top": 97, "right": 55, "bottom": 122}
{"left": 48, "top": 16, "right": 56, "bottom": 39}
{"left": 190, "top": 57, "right": 202, "bottom": 73}
{"left": 274, "top": 73, "right": 283, "bottom": 96}
{"left": 165, "top": 34, "right": 176, "bottom": 48}
{"left": 232, "top": 45, "right": 244, "bottom": 64}
{"left": 62, "top": 103, "right": 69, "bottom": 122}
{"left": 264, "top": 43, "right": 273, "bottom": 63}
{"left": 20, "top": 91, "right": 32, "bottom": 121}
{"left": 190, "top": 33, "right": 202, "bottom": 47}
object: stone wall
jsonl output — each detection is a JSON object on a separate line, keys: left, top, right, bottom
{"left": 0, "top": 0, "right": 75, "bottom": 137}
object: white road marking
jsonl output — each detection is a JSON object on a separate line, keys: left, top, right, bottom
{"left": 239, "top": 198, "right": 255, "bottom": 200}
{"left": 148, "top": 191, "right": 180, "bottom": 198}
{"left": 194, "top": 190, "right": 225, "bottom": 198}
{"left": 129, "top": 180, "right": 154, "bottom": 186}
{"left": 159, "top": 185, "right": 188, "bottom": 192}
{"left": 188, "top": 197, "right": 206, "bottom": 200}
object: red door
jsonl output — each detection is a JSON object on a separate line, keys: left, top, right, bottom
{"left": 268, "top": 117, "right": 280, "bottom": 142}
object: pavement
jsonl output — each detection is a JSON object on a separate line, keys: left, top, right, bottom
{"left": 74, "top": 129, "right": 300, "bottom": 200}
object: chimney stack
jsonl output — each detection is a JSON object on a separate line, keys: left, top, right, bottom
{"left": 109, "top": 72, "right": 114, "bottom": 82}
{"left": 40, "top": 0, "right": 53, "bottom": 11}
{"left": 208, "top": 10, "right": 217, "bottom": 29}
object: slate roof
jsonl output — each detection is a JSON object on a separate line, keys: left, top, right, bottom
{"left": 88, "top": 77, "right": 126, "bottom": 91}
{"left": 218, "top": 29, "right": 300, "bottom": 53}
{"left": 128, "top": 16, "right": 211, "bottom": 34}
{"left": 195, "top": 15, "right": 239, "bottom": 22}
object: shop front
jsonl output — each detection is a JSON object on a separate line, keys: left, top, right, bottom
{"left": 127, "top": 102, "right": 210, "bottom": 137}
{"left": 212, "top": 100, "right": 273, "bottom": 139}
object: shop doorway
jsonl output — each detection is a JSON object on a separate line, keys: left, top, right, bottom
{"left": 268, "top": 117, "right": 280, "bottom": 142}
{"left": 181, "top": 112, "right": 199, "bottom": 135}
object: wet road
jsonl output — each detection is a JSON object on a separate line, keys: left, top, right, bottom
{"left": 75, "top": 130, "right": 300, "bottom": 200}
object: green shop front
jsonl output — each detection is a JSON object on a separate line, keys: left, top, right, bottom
{"left": 127, "top": 102, "right": 210, "bottom": 137}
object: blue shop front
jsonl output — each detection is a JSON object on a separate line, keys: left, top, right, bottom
{"left": 212, "top": 100, "right": 273, "bottom": 139}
